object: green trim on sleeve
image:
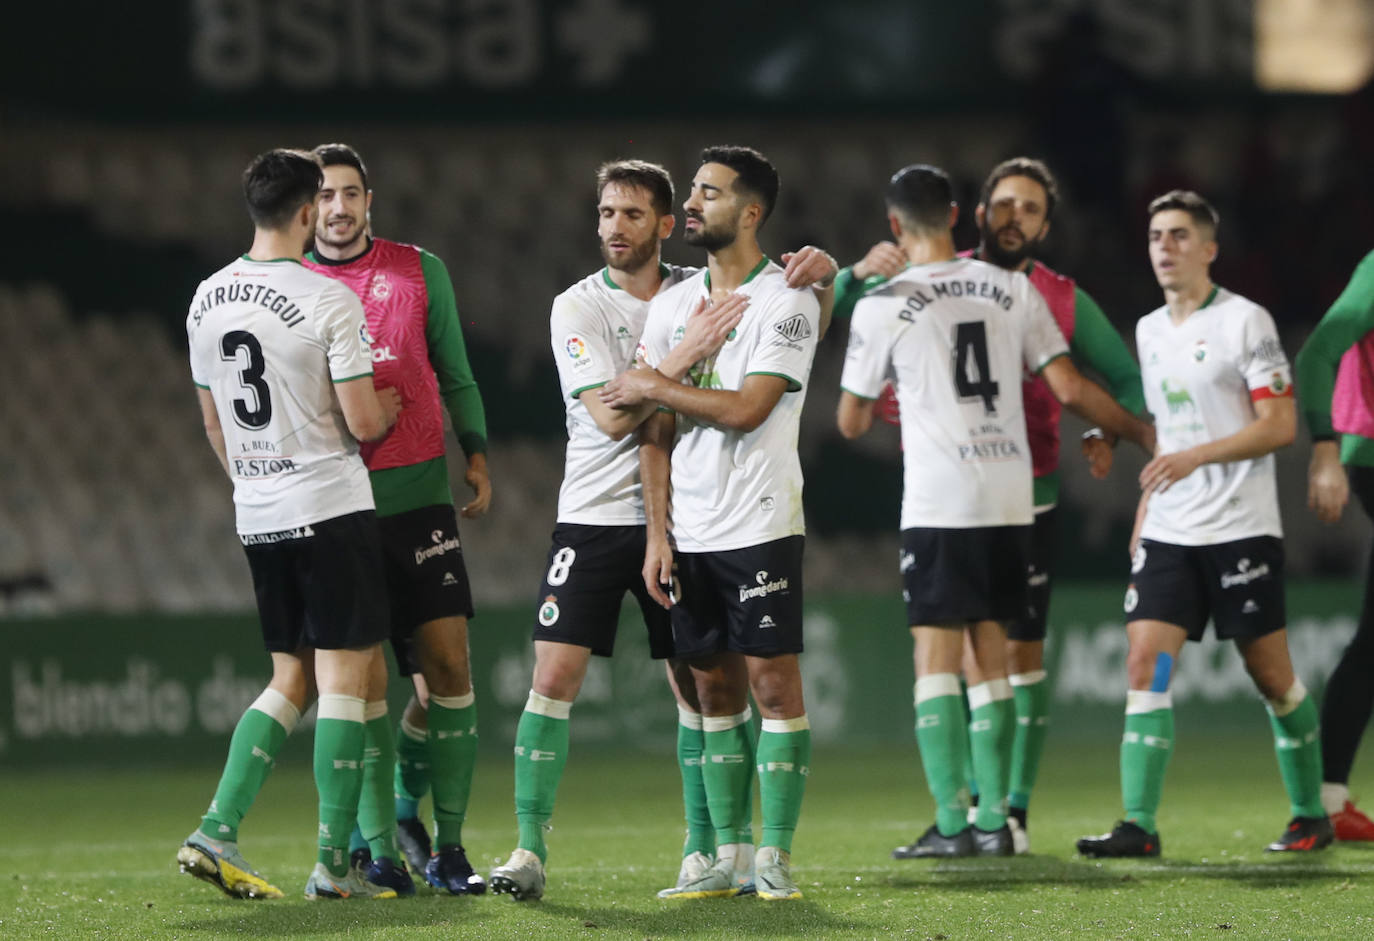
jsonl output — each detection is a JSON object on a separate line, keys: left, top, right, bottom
{"left": 421, "top": 249, "right": 488, "bottom": 456}
{"left": 746, "top": 370, "right": 802, "bottom": 393}
{"left": 1069, "top": 287, "right": 1146, "bottom": 415}
{"left": 570, "top": 380, "right": 609, "bottom": 399}
{"left": 1296, "top": 250, "right": 1374, "bottom": 442}
{"left": 839, "top": 384, "right": 877, "bottom": 402}
{"left": 1032, "top": 351, "right": 1070, "bottom": 375}
{"left": 193, "top": 381, "right": 210, "bottom": 390}
{"left": 332, "top": 371, "right": 373, "bottom": 383}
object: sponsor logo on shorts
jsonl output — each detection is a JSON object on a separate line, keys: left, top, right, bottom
{"left": 1131, "top": 544, "right": 1147, "bottom": 574}
{"left": 442, "top": 571, "right": 459, "bottom": 587}
{"left": 1028, "top": 571, "right": 1049, "bottom": 588}
{"left": 1242, "top": 599, "right": 1260, "bottom": 614}
{"left": 740, "top": 570, "right": 789, "bottom": 603}
{"left": 773, "top": 313, "right": 813, "bottom": 342}
{"left": 538, "top": 595, "right": 560, "bottom": 626}
{"left": 899, "top": 551, "right": 916, "bottom": 573}
{"left": 1220, "top": 558, "right": 1270, "bottom": 589}
{"left": 240, "top": 524, "right": 315, "bottom": 545}
{"left": 1124, "top": 584, "right": 1139, "bottom": 613}
{"left": 415, "top": 529, "right": 462, "bottom": 565}
{"left": 759, "top": 615, "right": 777, "bottom": 629}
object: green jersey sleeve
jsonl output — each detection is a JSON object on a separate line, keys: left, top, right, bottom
{"left": 1069, "top": 287, "right": 1145, "bottom": 415}
{"left": 1295, "top": 249, "right": 1374, "bottom": 439}
{"left": 831, "top": 267, "right": 889, "bottom": 322}
{"left": 421, "top": 249, "right": 488, "bottom": 457}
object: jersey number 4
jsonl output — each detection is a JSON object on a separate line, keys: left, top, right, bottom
{"left": 220, "top": 330, "right": 272, "bottom": 430}
{"left": 952, "top": 321, "right": 1000, "bottom": 415}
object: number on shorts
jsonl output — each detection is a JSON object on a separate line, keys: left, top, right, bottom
{"left": 220, "top": 330, "right": 272, "bottom": 430}
{"left": 546, "top": 547, "right": 577, "bottom": 586}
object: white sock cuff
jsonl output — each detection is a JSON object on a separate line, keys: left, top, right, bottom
{"left": 702, "top": 710, "right": 751, "bottom": 732}
{"left": 677, "top": 705, "right": 703, "bottom": 730}
{"left": 1267, "top": 678, "right": 1308, "bottom": 718}
{"left": 363, "top": 699, "right": 389, "bottom": 722}
{"left": 915, "top": 673, "right": 961, "bottom": 705}
{"left": 1009, "top": 670, "right": 1048, "bottom": 687}
{"left": 967, "top": 679, "right": 1014, "bottom": 710}
{"left": 1322, "top": 781, "right": 1350, "bottom": 815}
{"left": 317, "top": 693, "right": 366, "bottom": 723}
{"left": 399, "top": 718, "right": 427, "bottom": 742}
{"left": 432, "top": 691, "right": 476, "bottom": 710}
{"left": 1125, "top": 689, "right": 1172, "bottom": 715}
{"left": 525, "top": 689, "right": 573, "bottom": 720}
{"left": 761, "top": 715, "right": 810, "bottom": 734}
{"left": 250, "top": 687, "right": 301, "bottom": 733}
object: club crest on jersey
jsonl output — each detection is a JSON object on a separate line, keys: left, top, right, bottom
{"left": 371, "top": 272, "right": 392, "bottom": 300}
{"left": 1192, "top": 339, "right": 1208, "bottom": 362}
{"left": 1268, "top": 371, "right": 1289, "bottom": 396}
{"left": 774, "top": 314, "right": 813, "bottom": 342}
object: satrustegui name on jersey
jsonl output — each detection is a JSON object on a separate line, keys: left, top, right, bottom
{"left": 191, "top": 281, "right": 306, "bottom": 329}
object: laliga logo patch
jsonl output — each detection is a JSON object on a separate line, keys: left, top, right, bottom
{"left": 538, "top": 595, "right": 560, "bottom": 627}
{"left": 565, "top": 335, "right": 587, "bottom": 358}
{"left": 358, "top": 322, "right": 374, "bottom": 348}
{"left": 371, "top": 272, "right": 392, "bottom": 300}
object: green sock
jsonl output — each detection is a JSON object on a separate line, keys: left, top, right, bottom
{"left": 358, "top": 705, "right": 398, "bottom": 861}
{"left": 513, "top": 691, "right": 570, "bottom": 864}
{"left": 394, "top": 717, "right": 429, "bottom": 822}
{"left": 200, "top": 689, "right": 298, "bottom": 842}
{"left": 756, "top": 718, "right": 811, "bottom": 853}
{"left": 1009, "top": 670, "right": 1051, "bottom": 812}
{"left": 1120, "top": 691, "right": 1174, "bottom": 835}
{"left": 959, "top": 677, "right": 978, "bottom": 804}
{"left": 915, "top": 674, "right": 972, "bottom": 837}
{"left": 1267, "top": 684, "right": 1324, "bottom": 819}
{"left": 430, "top": 693, "right": 479, "bottom": 849}
{"left": 315, "top": 694, "right": 367, "bottom": 876}
{"left": 969, "top": 682, "right": 1013, "bottom": 831}
{"left": 703, "top": 712, "right": 755, "bottom": 846}
{"left": 676, "top": 707, "right": 715, "bottom": 857}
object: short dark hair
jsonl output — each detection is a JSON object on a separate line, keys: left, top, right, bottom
{"left": 699, "top": 145, "right": 780, "bottom": 226}
{"left": 242, "top": 149, "right": 323, "bottom": 230}
{"left": 596, "top": 160, "right": 674, "bottom": 216}
{"left": 1148, "top": 189, "right": 1219, "bottom": 237}
{"left": 885, "top": 164, "right": 955, "bottom": 234}
{"left": 980, "top": 157, "right": 1059, "bottom": 219}
{"left": 312, "top": 142, "right": 370, "bottom": 191}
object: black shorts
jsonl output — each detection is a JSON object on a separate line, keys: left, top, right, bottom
{"left": 670, "top": 536, "right": 805, "bottom": 659}
{"left": 242, "top": 510, "right": 390, "bottom": 653}
{"left": 901, "top": 525, "right": 1031, "bottom": 627}
{"left": 378, "top": 504, "right": 475, "bottom": 675}
{"left": 1006, "top": 508, "right": 1057, "bottom": 642}
{"left": 531, "top": 523, "right": 674, "bottom": 659}
{"left": 1124, "top": 536, "right": 1286, "bottom": 641}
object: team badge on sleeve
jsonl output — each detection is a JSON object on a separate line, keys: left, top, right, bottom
{"left": 564, "top": 335, "right": 593, "bottom": 370}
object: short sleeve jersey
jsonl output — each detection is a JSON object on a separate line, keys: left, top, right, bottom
{"left": 552, "top": 265, "right": 694, "bottom": 525}
{"left": 840, "top": 257, "right": 1069, "bottom": 529}
{"left": 187, "top": 257, "right": 376, "bottom": 535}
{"left": 639, "top": 259, "right": 820, "bottom": 552}
{"left": 1137, "top": 287, "right": 1292, "bottom": 544}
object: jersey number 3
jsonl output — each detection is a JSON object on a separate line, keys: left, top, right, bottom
{"left": 952, "top": 321, "right": 1000, "bottom": 416}
{"left": 220, "top": 330, "right": 272, "bottom": 430}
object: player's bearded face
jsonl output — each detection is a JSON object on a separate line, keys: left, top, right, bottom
{"left": 597, "top": 183, "right": 663, "bottom": 273}
{"left": 979, "top": 176, "right": 1049, "bottom": 269}
{"left": 682, "top": 206, "right": 738, "bottom": 252}
{"left": 316, "top": 165, "right": 369, "bottom": 252}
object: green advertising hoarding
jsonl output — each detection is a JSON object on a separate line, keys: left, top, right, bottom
{"left": 1, "top": 581, "right": 1361, "bottom": 767}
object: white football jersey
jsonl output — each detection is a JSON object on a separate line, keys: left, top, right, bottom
{"left": 841, "top": 257, "right": 1068, "bottom": 529}
{"left": 550, "top": 264, "right": 694, "bottom": 525}
{"left": 639, "top": 258, "right": 820, "bottom": 552}
{"left": 1137, "top": 287, "right": 1292, "bottom": 544}
{"left": 187, "top": 256, "right": 376, "bottom": 535}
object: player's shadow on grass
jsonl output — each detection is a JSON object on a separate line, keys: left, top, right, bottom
{"left": 881, "top": 855, "right": 1360, "bottom": 892}
{"left": 540, "top": 898, "right": 858, "bottom": 936}
{"left": 166, "top": 898, "right": 486, "bottom": 937}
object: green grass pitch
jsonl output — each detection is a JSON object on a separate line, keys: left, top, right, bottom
{"left": 4, "top": 734, "right": 1373, "bottom": 940}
